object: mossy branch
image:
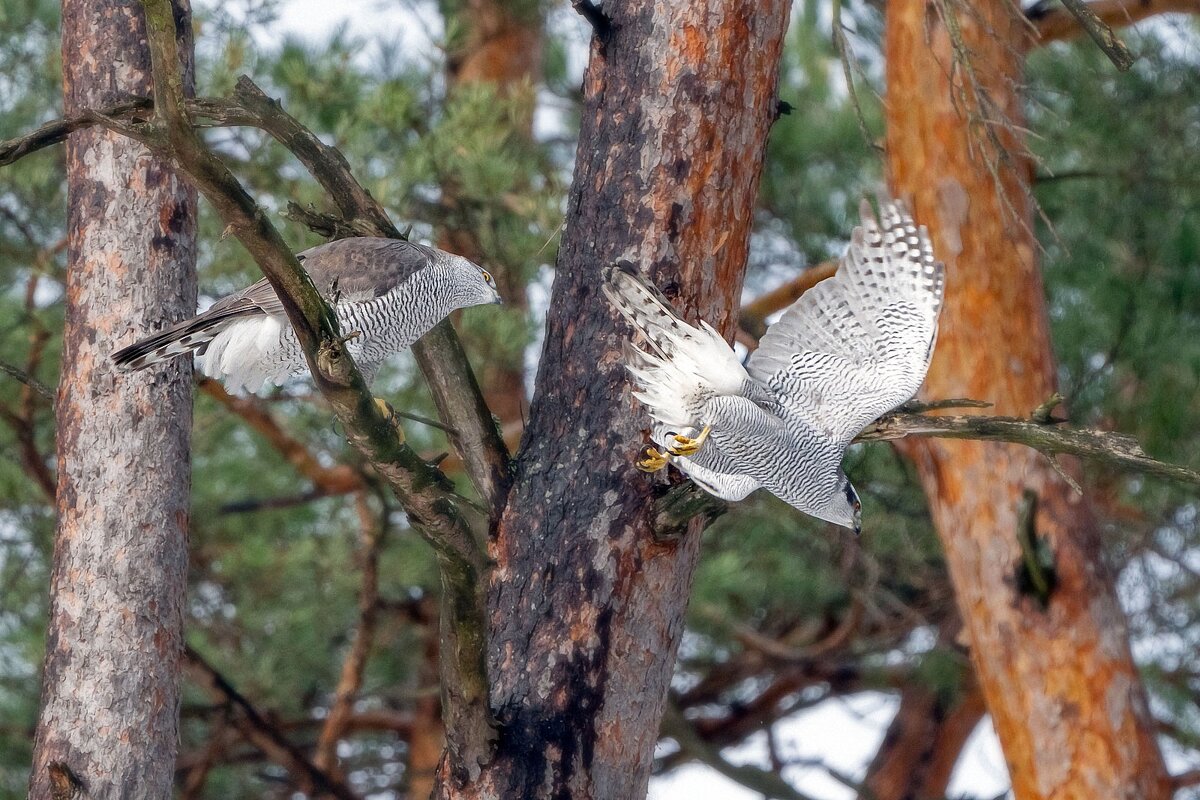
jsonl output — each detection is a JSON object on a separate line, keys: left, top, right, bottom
{"left": 857, "top": 405, "right": 1200, "bottom": 486}
{"left": 202, "top": 77, "right": 513, "bottom": 514}
{"left": 0, "top": 82, "right": 510, "bottom": 518}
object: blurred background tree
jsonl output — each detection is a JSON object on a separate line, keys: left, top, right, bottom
{"left": 1, "top": 0, "right": 1197, "bottom": 797}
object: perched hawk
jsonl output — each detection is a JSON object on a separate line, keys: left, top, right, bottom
{"left": 603, "top": 201, "right": 945, "bottom": 533}
{"left": 113, "top": 237, "right": 501, "bottom": 392}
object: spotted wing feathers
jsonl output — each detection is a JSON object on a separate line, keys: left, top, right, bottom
{"left": 749, "top": 200, "right": 945, "bottom": 444}
{"left": 748, "top": 200, "right": 943, "bottom": 382}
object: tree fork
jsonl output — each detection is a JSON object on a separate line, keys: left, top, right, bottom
{"left": 446, "top": 1, "right": 791, "bottom": 796}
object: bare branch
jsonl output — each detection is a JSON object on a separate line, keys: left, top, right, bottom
{"left": 313, "top": 494, "right": 387, "bottom": 772}
{"left": 1173, "top": 768, "right": 1200, "bottom": 791}
{"left": 858, "top": 408, "right": 1200, "bottom": 486}
{"left": 0, "top": 99, "right": 152, "bottom": 166}
{"left": 0, "top": 359, "right": 54, "bottom": 402}
{"left": 572, "top": 0, "right": 612, "bottom": 38}
{"left": 719, "top": 600, "right": 864, "bottom": 663}
{"left": 198, "top": 378, "right": 365, "bottom": 496}
{"left": 1056, "top": 0, "right": 1136, "bottom": 70}
{"left": 1028, "top": 0, "right": 1200, "bottom": 48}
{"left": 660, "top": 703, "right": 817, "bottom": 800}
{"left": 217, "top": 489, "right": 333, "bottom": 515}
{"left": 182, "top": 647, "right": 359, "bottom": 800}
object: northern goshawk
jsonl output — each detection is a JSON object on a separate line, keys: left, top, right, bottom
{"left": 113, "top": 237, "right": 501, "bottom": 392}
{"left": 603, "top": 200, "right": 945, "bottom": 533}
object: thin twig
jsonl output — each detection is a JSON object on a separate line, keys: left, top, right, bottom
{"left": 199, "top": 379, "right": 366, "bottom": 496}
{"left": 858, "top": 408, "right": 1200, "bottom": 486}
{"left": 1028, "top": 0, "right": 1200, "bottom": 46}
{"left": 831, "top": 0, "right": 882, "bottom": 154}
{"left": 660, "top": 703, "right": 818, "bottom": 800}
{"left": 0, "top": 360, "right": 54, "bottom": 402}
{"left": 313, "top": 492, "right": 387, "bottom": 772}
{"left": 1055, "top": 0, "right": 1137, "bottom": 69}
{"left": 182, "top": 647, "right": 359, "bottom": 800}
{"left": 0, "top": 99, "right": 152, "bottom": 166}
{"left": 572, "top": 0, "right": 612, "bottom": 38}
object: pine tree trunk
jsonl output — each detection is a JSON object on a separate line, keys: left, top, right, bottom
{"left": 27, "top": 1, "right": 197, "bottom": 798}
{"left": 434, "top": 1, "right": 790, "bottom": 796}
{"left": 885, "top": 1, "right": 1171, "bottom": 798}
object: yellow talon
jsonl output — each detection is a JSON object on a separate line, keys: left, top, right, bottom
{"left": 636, "top": 446, "right": 670, "bottom": 473}
{"left": 667, "top": 424, "right": 711, "bottom": 457}
{"left": 373, "top": 396, "right": 406, "bottom": 444}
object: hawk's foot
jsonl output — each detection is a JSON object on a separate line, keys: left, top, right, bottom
{"left": 373, "top": 396, "right": 406, "bottom": 445}
{"left": 667, "top": 425, "right": 711, "bottom": 457}
{"left": 636, "top": 446, "right": 670, "bottom": 473}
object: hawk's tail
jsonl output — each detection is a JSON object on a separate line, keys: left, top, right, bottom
{"left": 600, "top": 260, "right": 694, "bottom": 362}
{"left": 602, "top": 261, "right": 749, "bottom": 432}
{"left": 111, "top": 314, "right": 235, "bottom": 372}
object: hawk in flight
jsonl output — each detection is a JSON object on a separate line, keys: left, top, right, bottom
{"left": 603, "top": 200, "right": 945, "bottom": 533}
{"left": 113, "top": 237, "right": 501, "bottom": 393}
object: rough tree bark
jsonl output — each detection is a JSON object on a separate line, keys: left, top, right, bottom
{"left": 435, "top": 1, "right": 790, "bottom": 796}
{"left": 27, "top": 1, "right": 196, "bottom": 798}
{"left": 885, "top": 1, "right": 1171, "bottom": 798}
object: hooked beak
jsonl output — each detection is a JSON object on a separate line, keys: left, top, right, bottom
{"left": 492, "top": 288, "right": 503, "bottom": 305}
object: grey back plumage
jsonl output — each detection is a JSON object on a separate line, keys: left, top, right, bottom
{"left": 198, "top": 238, "right": 442, "bottom": 321}
{"left": 111, "top": 237, "right": 500, "bottom": 390}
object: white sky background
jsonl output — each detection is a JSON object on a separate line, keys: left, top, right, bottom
{"left": 216, "top": 1, "right": 1021, "bottom": 797}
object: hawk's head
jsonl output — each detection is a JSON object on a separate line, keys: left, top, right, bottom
{"left": 440, "top": 252, "right": 502, "bottom": 307}
{"left": 817, "top": 472, "right": 862, "bottom": 535}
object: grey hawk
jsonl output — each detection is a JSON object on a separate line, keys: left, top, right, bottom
{"left": 113, "top": 237, "right": 501, "bottom": 392}
{"left": 603, "top": 200, "right": 945, "bottom": 533}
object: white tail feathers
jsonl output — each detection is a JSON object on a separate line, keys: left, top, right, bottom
{"left": 602, "top": 262, "right": 747, "bottom": 432}
{"left": 196, "top": 316, "right": 295, "bottom": 393}
{"left": 111, "top": 317, "right": 232, "bottom": 372}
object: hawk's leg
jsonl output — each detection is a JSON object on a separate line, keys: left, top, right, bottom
{"left": 373, "top": 397, "right": 407, "bottom": 445}
{"left": 636, "top": 445, "right": 671, "bottom": 473}
{"left": 667, "top": 424, "right": 711, "bottom": 458}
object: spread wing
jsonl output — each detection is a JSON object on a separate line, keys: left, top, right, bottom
{"left": 746, "top": 200, "right": 945, "bottom": 445}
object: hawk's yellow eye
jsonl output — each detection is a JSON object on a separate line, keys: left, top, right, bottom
{"left": 482, "top": 270, "right": 493, "bottom": 283}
